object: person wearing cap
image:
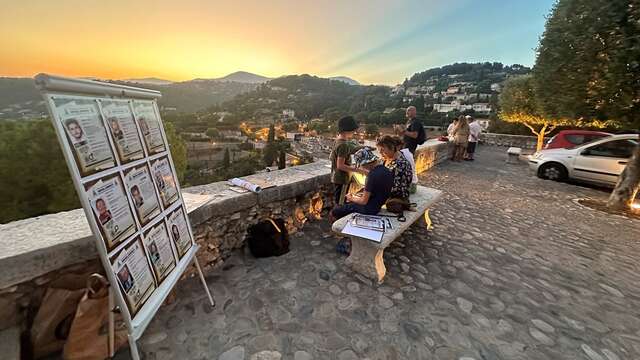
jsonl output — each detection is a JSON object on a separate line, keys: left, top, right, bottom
{"left": 465, "top": 115, "right": 482, "bottom": 161}
{"left": 330, "top": 147, "right": 393, "bottom": 220}
{"left": 330, "top": 116, "right": 362, "bottom": 205}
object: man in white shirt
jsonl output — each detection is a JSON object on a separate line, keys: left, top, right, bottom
{"left": 465, "top": 115, "right": 482, "bottom": 161}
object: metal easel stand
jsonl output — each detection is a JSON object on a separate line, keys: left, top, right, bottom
{"left": 108, "top": 256, "right": 215, "bottom": 359}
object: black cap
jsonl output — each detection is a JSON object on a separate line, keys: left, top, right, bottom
{"left": 337, "top": 116, "right": 358, "bottom": 132}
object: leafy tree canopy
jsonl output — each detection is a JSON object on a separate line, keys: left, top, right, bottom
{"left": 533, "top": 0, "right": 640, "bottom": 128}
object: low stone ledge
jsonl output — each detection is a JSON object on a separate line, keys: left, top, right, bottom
{"left": 480, "top": 132, "right": 549, "bottom": 149}
{"left": 0, "top": 143, "right": 449, "bottom": 333}
{"left": 415, "top": 139, "right": 451, "bottom": 174}
{"left": 0, "top": 160, "right": 332, "bottom": 290}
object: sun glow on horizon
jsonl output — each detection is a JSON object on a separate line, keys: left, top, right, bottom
{"left": 0, "top": 0, "right": 555, "bottom": 84}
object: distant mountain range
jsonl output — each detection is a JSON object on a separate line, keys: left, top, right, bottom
{"left": 210, "top": 71, "right": 272, "bottom": 84}
{"left": 122, "top": 71, "right": 361, "bottom": 86}
{"left": 123, "top": 77, "right": 174, "bottom": 85}
{"left": 0, "top": 71, "right": 362, "bottom": 118}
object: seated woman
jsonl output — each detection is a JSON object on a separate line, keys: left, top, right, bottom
{"left": 330, "top": 147, "right": 393, "bottom": 220}
{"left": 376, "top": 135, "right": 413, "bottom": 201}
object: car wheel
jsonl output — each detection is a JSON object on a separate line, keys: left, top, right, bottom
{"left": 538, "top": 162, "right": 567, "bottom": 181}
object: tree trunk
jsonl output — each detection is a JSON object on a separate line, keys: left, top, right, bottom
{"left": 607, "top": 143, "right": 640, "bottom": 210}
{"left": 536, "top": 131, "right": 546, "bottom": 152}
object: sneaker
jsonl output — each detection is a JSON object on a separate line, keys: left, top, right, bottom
{"left": 336, "top": 238, "right": 351, "bottom": 255}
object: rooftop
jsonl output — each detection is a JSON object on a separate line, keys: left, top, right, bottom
{"left": 121, "top": 146, "right": 640, "bottom": 359}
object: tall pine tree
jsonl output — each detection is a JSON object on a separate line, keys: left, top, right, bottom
{"left": 533, "top": 0, "right": 640, "bottom": 210}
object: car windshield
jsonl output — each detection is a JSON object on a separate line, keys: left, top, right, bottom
{"left": 568, "top": 134, "right": 612, "bottom": 149}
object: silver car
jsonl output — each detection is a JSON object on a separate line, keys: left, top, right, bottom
{"left": 528, "top": 134, "right": 638, "bottom": 186}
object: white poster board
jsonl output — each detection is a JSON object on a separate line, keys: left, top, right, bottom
{"left": 35, "top": 74, "right": 213, "bottom": 360}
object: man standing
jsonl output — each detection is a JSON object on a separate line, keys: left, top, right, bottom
{"left": 397, "top": 106, "right": 425, "bottom": 155}
{"left": 465, "top": 115, "right": 482, "bottom": 161}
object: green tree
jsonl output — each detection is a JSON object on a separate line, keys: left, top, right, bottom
{"left": 222, "top": 148, "right": 230, "bottom": 168}
{"left": 533, "top": 0, "right": 640, "bottom": 210}
{"left": 0, "top": 120, "right": 78, "bottom": 223}
{"left": 164, "top": 122, "right": 187, "bottom": 183}
{"left": 278, "top": 149, "right": 286, "bottom": 169}
{"left": 267, "top": 123, "right": 275, "bottom": 143}
{"left": 263, "top": 143, "right": 278, "bottom": 166}
{"left": 205, "top": 128, "right": 219, "bottom": 139}
{"left": 365, "top": 124, "right": 380, "bottom": 137}
{"left": 282, "top": 122, "right": 298, "bottom": 132}
{"left": 499, "top": 75, "right": 575, "bottom": 151}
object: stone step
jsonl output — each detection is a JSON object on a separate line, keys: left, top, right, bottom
{"left": 0, "top": 326, "right": 20, "bottom": 360}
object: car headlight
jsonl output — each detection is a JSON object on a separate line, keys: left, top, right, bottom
{"left": 531, "top": 152, "right": 543, "bottom": 159}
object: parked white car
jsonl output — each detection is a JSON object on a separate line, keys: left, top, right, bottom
{"left": 528, "top": 134, "right": 638, "bottom": 186}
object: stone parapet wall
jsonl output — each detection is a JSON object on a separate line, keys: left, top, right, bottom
{"left": 0, "top": 161, "right": 335, "bottom": 331}
{"left": 414, "top": 139, "right": 451, "bottom": 174}
{"left": 0, "top": 140, "right": 451, "bottom": 333}
{"left": 480, "top": 133, "right": 549, "bottom": 149}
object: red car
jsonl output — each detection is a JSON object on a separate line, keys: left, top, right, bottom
{"left": 544, "top": 130, "right": 611, "bottom": 149}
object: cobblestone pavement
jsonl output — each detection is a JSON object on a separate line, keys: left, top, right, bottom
{"left": 127, "top": 145, "right": 640, "bottom": 360}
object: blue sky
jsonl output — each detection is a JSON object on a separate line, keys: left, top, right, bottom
{"left": 320, "top": 0, "right": 557, "bottom": 83}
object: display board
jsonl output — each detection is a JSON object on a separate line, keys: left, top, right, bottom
{"left": 35, "top": 74, "right": 213, "bottom": 360}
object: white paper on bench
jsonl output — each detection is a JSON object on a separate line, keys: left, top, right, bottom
{"left": 342, "top": 221, "right": 383, "bottom": 242}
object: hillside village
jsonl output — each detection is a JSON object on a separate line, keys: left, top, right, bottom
{"left": 0, "top": 62, "right": 531, "bottom": 187}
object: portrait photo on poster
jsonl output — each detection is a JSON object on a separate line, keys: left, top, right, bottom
{"left": 124, "top": 164, "right": 161, "bottom": 225}
{"left": 51, "top": 96, "right": 116, "bottom": 176}
{"left": 132, "top": 101, "right": 166, "bottom": 155}
{"left": 166, "top": 206, "right": 193, "bottom": 259}
{"left": 111, "top": 238, "right": 156, "bottom": 315}
{"left": 142, "top": 221, "right": 177, "bottom": 283}
{"left": 100, "top": 99, "right": 145, "bottom": 163}
{"left": 85, "top": 174, "right": 137, "bottom": 251}
{"left": 150, "top": 156, "right": 179, "bottom": 208}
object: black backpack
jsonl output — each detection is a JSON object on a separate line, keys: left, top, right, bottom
{"left": 247, "top": 218, "right": 289, "bottom": 258}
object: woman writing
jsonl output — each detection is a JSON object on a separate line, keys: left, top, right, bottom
{"left": 376, "top": 135, "right": 413, "bottom": 201}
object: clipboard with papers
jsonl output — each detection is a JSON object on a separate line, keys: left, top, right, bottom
{"left": 340, "top": 214, "right": 387, "bottom": 243}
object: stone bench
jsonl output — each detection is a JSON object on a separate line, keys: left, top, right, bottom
{"left": 507, "top": 147, "right": 522, "bottom": 164}
{"left": 0, "top": 326, "right": 20, "bottom": 360}
{"left": 331, "top": 185, "right": 443, "bottom": 283}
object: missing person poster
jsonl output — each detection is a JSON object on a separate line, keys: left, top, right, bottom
{"left": 85, "top": 175, "right": 137, "bottom": 250}
{"left": 100, "top": 100, "right": 145, "bottom": 163}
{"left": 132, "top": 101, "right": 166, "bottom": 154}
{"left": 143, "top": 222, "right": 176, "bottom": 283}
{"left": 124, "top": 164, "right": 161, "bottom": 225}
{"left": 166, "top": 207, "right": 193, "bottom": 259}
{"left": 52, "top": 97, "right": 116, "bottom": 176}
{"left": 150, "top": 156, "right": 179, "bottom": 208}
{"left": 112, "top": 239, "right": 156, "bottom": 315}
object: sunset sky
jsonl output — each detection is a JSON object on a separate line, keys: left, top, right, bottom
{"left": 1, "top": 0, "right": 555, "bottom": 85}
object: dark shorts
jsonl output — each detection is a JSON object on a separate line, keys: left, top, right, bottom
{"left": 467, "top": 141, "right": 477, "bottom": 154}
{"left": 331, "top": 203, "right": 367, "bottom": 219}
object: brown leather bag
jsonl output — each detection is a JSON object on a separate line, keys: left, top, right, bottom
{"left": 385, "top": 197, "right": 412, "bottom": 214}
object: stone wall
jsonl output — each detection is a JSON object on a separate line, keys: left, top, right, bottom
{"left": 414, "top": 139, "right": 451, "bottom": 174}
{"left": 0, "top": 161, "right": 335, "bottom": 333}
{"left": 0, "top": 140, "right": 451, "bottom": 338}
{"left": 480, "top": 133, "right": 549, "bottom": 149}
